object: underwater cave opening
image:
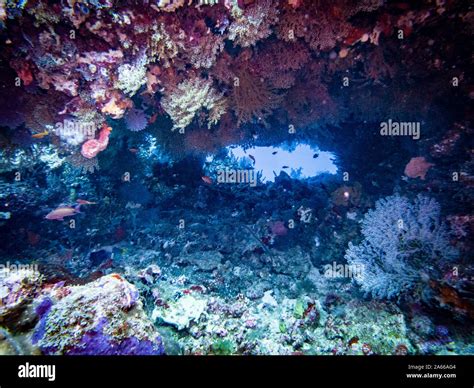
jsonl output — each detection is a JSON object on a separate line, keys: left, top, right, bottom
{"left": 223, "top": 143, "right": 338, "bottom": 183}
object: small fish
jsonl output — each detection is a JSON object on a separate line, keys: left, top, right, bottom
{"left": 31, "top": 131, "right": 49, "bottom": 139}
{"left": 249, "top": 154, "right": 256, "bottom": 164}
{"left": 282, "top": 165, "right": 289, "bottom": 169}
{"left": 201, "top": 176, "right": 213, "bottom": 185}
{"left": 313, "top": 153, "right": 319, "bottom": 158}
{"left": 149, "top": 113, "right": 158, "bottom": 124}
{"left": 272, "top": 151, "right": 278, "bottom": 155}
{"left": 76, "top": 199, "right": 96, "bottom": 205}
{"left": 45, "top": 205, "right": 80, "bottom": 221}
{"left": 129, "top": 148, "right": 139, "bottom": 154}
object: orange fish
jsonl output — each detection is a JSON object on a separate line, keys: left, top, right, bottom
{"left": 32, "top": 131, "right": 49, "bottom": 139}
{"left": 149, "top": 113, "right": 158, "bottom": 124}
{"left": 76, "top": 199, "right": 96, "bottom": 205}
{"left": 45, "top": 205, "right": 80, "bottom": 221}
{"left": 201, "top": 176, "right": 213, "bottom": 185}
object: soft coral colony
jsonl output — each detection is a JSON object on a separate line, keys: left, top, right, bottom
{"left": 0, "top": 0, "right": 466, "bottom": 162}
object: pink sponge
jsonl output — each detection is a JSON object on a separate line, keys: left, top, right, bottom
{"left": 404, "top": 156, "right": 434, "bottom": 180}
{"left": 81, "top": 124, "right": 112, "bottom": 159}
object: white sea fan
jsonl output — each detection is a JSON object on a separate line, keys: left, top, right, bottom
{"left": 345, "top": 194, "right": 458, "bottom": 299}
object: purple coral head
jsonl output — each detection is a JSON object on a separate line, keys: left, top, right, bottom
{"left": 125, "top": 108, "right": 148, "bottom": 132}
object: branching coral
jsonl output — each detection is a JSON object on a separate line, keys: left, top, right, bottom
{"left": 152, "top": 0, "right": 186, "bottom": 13}
{"left": 148, "top": 22, "right": 184, "bottom": 67}
{"left": 186, "top": 32, "right": 225, "bottom": 69}
{"left": 161, "top": 76, "right": 226, "bottom": 131}
{"left": 115, "top": 55, "right": 148, "bottom": 96}
{"left": 228, "top": 0, "right": 279, "bottom": 47}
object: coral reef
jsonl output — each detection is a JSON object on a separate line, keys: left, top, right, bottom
{"left": 32, "top": 274, "right": 164, "bottom": 355}
{"left": 0, "top": 267, "right": 42, "bottom": 329}
{"left": 228, "top": 0, "right": 279, "bottom": 47}
{"left": 0, "top": 0, "right": 472, "bottom": 360}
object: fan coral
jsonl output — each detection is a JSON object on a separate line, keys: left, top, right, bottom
{"left": 275, "top": 3, "right": 331, "bottom": 50}
{"left": 276, "top": 0, "right": 382, "bottom": 52}
{"left": 161, "top": 76, "right": 226, "bottom": 131}
{"left": 345, "top": 194, "right": 458, "bottom": 299}
{"left": 231, "top": 70, "right": 282, "bottom": 126}
{"left": 284, "top": 68, "right": 337, "bottom": 126}
{"left": 252, "top": 41, "right": 310, "bottom": 90}
{"left": 125, "top": 108, "right": 148, "bottom": 132}
{"left": 228, "top": 0, "right": 279, "bottom": 47}
{"left": 363, "top": 47, "right": 396, "bottom": 85}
